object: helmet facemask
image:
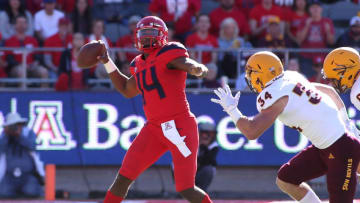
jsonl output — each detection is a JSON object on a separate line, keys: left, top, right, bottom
{"left": 135, "top": 26, "right": 168, "bottom": 53}
{"left": 322, "top": 65, "right": 357, "bottom": 94}
{"left": 245, "top": 66, "right": 263, "bottom": 93}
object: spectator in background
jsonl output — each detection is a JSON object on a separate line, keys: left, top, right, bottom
{"left": 308, "top": 56, "right": 328, "bottom": 84}
{"left": 235, "top": 72, "right": 249, "bottom": 91}
{"left": 88, "top": 19, "right": 113, "bottom": 79}
{"left": 56, "top": 32, "right": 88, "bottom": 91}
{"left": 186, "top": 15, "right": 218, "bottom": 73}
{"left": 116, "top": 15, "right": 140, "bottom": 77}
{"left": 149, "top": 0, "right": 200, "bottom": 42}
{"left": 202, "top": 65, "right": 221, "bottom": 88}
{"left": 336, "top": 15, "right": 360, "bottom": 48}
{"left": 186, "top": 14, "right": 220, "bottom": 88}
{"left": 285, "top": 0, "right": 308, "bottom": 46}
{"left": 57, "top": 0, "right": 93, "bottom": 14}
{"left": 257, "top": 16, "right": 293, "bottom": 48}
{"left": 5, "top": 16, "right": 48, "bottom": 84}
{"left": 209, "top": 0, "right": 250, "bottom": 38}
{"left": 235, "top": 0, "right": 261, "bottom": 17}
{"left": 273, "top": 0, "right": 294, "bottom": 7}
{"left": 0, "top": 0, "right": 33, "bottom": 40}
{"left": 0, "top": 112, "right": 44, "bottom": 198}
{"left": 218, "top": 17, "right": 252, "bottom": 79}
{"left": 287, "top": 57, "right": 300, "bottom": 72}
{"left": 89, "top": 19, "right": 112, "bottom": 48}
{"left": 297, "top": 0, "right": 334, "bottom": 57}
{"left": 0, "top": 33, "right": 7, "bottom": 79}
{"left": 297, "top": 0, "right": 334, "bottom": 76}
{"left": 70, "top": 0, "right": 93, "bottom": 36}
{"left": 34, "top": 0, "right": 64, "bottom": 42}
{"left": 196, "top": 122, "right": 219, "bottom": 192}
{"left": 25, "top": 0, "right": 42, "bottom": 15}
{"left": 249, "top": 0, "right": 284, "bottom": 40}
{"left": 56, "top": 0, "right": 76, "bottom": 13}
{"left": 167, "top": 23, "right": 177, "bottom": 42}
{"left": 43, "top": 18, "right": 72, "bottom": 79}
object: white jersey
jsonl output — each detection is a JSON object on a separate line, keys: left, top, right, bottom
{"left": 256, "top": 71, "right": 346, "bottom": 149}
{"left": 348, "top": 77, "right": 360, "bottom": 140}
{"left": 350, "top": 77, "right": 360, "bottom": 111}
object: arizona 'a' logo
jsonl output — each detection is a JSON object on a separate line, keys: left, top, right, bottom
{"left": 28, "top": 101, "right": 76, "bottom": 150}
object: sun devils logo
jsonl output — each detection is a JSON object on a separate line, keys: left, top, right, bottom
{"left": 28, "top": 101, "right": 76, "bottom": 150}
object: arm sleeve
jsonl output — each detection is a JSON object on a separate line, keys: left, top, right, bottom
{"left": 256, "top": 84, "right": 289, "bottom": 112}
{"left": 157, "top": 42, "right": 189, "bottom": 65}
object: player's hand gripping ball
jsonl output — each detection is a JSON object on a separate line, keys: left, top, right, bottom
{"left": 77, "top": 40, "right": 107, "bottom": 68}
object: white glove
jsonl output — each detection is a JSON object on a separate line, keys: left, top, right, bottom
{"left": 211, "top": 85, "right": 243, "bottom": 123}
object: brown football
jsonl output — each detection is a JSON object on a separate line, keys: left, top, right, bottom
{"left": 77, "top": 41, "right": 105, "bottom": 68}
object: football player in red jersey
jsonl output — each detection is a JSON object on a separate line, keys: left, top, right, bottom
{"left": 97, "top": 16, "right": 213, "bottom": 203}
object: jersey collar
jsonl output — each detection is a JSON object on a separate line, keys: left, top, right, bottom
{"left": 264, "top": 73, "right": 284, "bottom": 89}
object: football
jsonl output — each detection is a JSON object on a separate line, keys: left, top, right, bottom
{"left": 77, "top": 41, "right": 105, "bottom": 68}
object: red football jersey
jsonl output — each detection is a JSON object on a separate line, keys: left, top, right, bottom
{"left": 129, "top": 42, "right": 191, "bottom": 122}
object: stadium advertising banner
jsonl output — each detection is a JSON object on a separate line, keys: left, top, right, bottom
{"left": 0, "top": 92, "right": 359, "bottom": 166}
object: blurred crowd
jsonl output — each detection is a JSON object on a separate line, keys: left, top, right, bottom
{"left": 0, "top": 0, "right": 360, "bottom": 90}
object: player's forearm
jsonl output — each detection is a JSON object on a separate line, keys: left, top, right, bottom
{"left": 236, "top": 115, "right": 268, "bottom": 140}
{"left": 188, "top": 64, "right": 206, "bottom": 77}
{"left": 184, "top": 58, "right": 208, "bottom": 77}
{"left": 170, "top": 57, "right": 208, "bottom": 77}
{"left": 223, "top": 106, "right": 262, "bottom": 140}
{"left": 105, "top": 59, "right": 133, "bottom": 98}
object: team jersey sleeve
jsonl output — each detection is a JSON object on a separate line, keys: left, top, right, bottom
{"left": 256, "top": 82, "right": 289, "bottom": 112}
{"left": 156, "top": 42, "right": 189, "bottom": 65}
{"left": 350, "top": 79, "right": 360, "bottom": 110}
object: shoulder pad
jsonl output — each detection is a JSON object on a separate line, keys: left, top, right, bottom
{"left": 156, "top": 42, "right": 187, "bottom": 57}
{"left": 256, "top": 79, "right": 291, "bottom": 112}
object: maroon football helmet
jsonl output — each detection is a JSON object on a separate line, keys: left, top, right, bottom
{"left": 134, "top": 16, "right": 168, "bottom": 53}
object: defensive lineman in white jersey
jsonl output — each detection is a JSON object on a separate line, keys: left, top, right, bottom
{"left": 322, "top": 47, "right": 360, "bottom": 138}
{"left": 211, "top": 51, "right": 360, "bottom": 203}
